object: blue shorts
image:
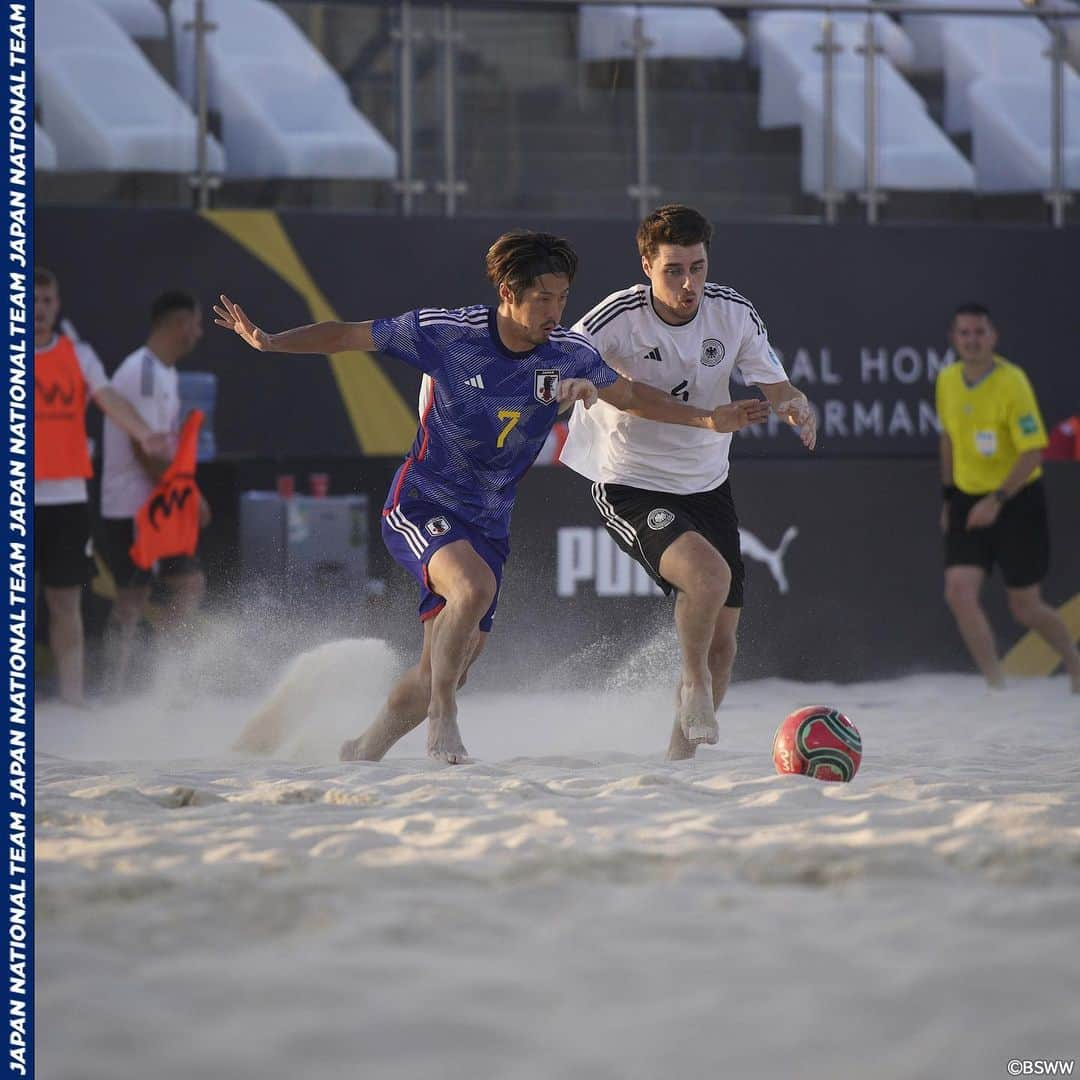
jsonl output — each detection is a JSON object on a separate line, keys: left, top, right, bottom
{"left": 381, "top": 498, "right": 509, "bottom": 633}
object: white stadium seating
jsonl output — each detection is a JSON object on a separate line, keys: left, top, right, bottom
{"left": 942, "top": 17, "right": 1077, "bottom": 132}
{"left": 900, "top": 0, "right": 1003, "bottom": 72}
{"left": 757, "top": 17, "right": 914, "bottom": 129}
{"left": 577, "top": 5, "right": 744, "bottom": 61}
{"left": 86, "top": 0, "right": 167, "bottom": 39}
{"left": 969, "top": 78, "right": 1080, "bottom": 190}
{"left": 171, "top": 0, "right": 397, "bottom": 179}
{"left": 35, "top": 124, "right": 58, "bottom": 171}
{"left": 800, "top": 71, "right": 975, "bottom": 192}
{"left": 36, "top": 0, "right": 225, "bottom": 173}
{"left": 748, "top": 1, "right": 915, "bottom": 70}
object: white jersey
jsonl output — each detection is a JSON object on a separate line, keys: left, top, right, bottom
{"left": 560, "top": 283, "right": 789, "bottom": 494}
{"left": 101, "top": 346, "right": 180, "bottom": 519}
{"left": 34, "top": 336, "right": 108, "bottom": 506}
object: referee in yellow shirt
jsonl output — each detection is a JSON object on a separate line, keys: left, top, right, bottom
{"left": 937, "top": 303, "right": 1080, "bottom": 693}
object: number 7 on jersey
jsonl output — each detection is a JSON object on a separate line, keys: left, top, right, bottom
{"left": 496, "top": 410, "right": 521, "bottom": 448}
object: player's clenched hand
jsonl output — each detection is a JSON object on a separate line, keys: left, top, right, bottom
{"left": 709, "top": 398, "right": 771, "bottom": 433}
{"left": 558, "top": 378, "right": 599, "bottom": 410}
{"left": 214, "top": 295, "right": 272, "bottom": 351}
{"left": 775, "top": 396, "right": 817, "bottom": 451}
{"left": 137, "top": 431, "right": 171, "bottom": 461}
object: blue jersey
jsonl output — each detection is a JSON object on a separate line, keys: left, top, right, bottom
{"left": 373, "top": 305, "right": 619, "bottom": 539}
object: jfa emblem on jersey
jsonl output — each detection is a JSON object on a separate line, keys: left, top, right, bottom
{"left": 700, "top": 339, "right": 726, "bottom": 367}
{"left": 534, "top": 369, "right": 560, "bottom": 404}
{"left": 425, "top": 516, "right": 451, "bottom": 537}
{"left": 647, "top": 508, "right": 675, "bottom": 530}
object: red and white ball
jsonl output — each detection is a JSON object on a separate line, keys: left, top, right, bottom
{"left": 772, "top": 706, "right": 862, "bottom": 783}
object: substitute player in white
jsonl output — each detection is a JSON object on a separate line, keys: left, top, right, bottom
{"left": 100, "top": 291, "right": 210, "bottom": 695}
{"left": 561, "top": 205, "right": 817, "bottom": 760}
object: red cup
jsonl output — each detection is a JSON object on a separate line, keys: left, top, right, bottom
{"left": 276, "top": 473, "right": 295, "bottom": 499}
{"left": 309, "top": 472, "right": 329, "bottom": 498}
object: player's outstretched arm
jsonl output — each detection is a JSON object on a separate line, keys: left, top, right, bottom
{"left": 598, "top": 376, "right": 770, "bottom": 433}
{"left": 214, "top": 294, "right": 377, "bottom": 355}
{"left": 756, "top": 380, "right": 817, "bottom": 450}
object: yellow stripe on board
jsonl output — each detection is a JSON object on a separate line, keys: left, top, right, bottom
{"left": 1002, "top": 593, "right": 1080, "bottom": 676}
{"left": 202, "top": 210, "right": 415, "bottom": 454}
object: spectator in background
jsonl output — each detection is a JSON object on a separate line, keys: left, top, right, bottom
{"left": 936, "top": 303, "right": 1080, "bottom": 694}
{"left": 34, "top": 266, "right": 167, "bottom": 706}
{"left": 99, "top": 290, "right": 210, "bottom": 696}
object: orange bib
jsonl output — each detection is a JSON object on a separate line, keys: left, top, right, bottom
{"left": 35, "top": 336, "right": 93, "bottom": 480}
{"left": 129, "top": 410, "right": 204, "bottom": 570}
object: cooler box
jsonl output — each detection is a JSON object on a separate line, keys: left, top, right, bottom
{"left": 239, "top": 491, "right": 369, "bottom": 605}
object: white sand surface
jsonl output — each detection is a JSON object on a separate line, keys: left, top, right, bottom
{"left": 36, "top": 644, "right": 1080, "bottom": 1080}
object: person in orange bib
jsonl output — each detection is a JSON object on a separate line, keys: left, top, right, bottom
{"left": 34, "top": 266, "right": 169, "bottom": 706}
{"left": 99, "top": 291, "right": 210, "bottom": 695}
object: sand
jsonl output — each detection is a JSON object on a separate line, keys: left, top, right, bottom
{"left": 35, "top": 639, "right": 1080, "bottom": 1080}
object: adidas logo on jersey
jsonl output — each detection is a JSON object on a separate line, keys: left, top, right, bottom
{"left": 466, "top": 374, "right": 485, "bottom": 390}
{"left": 644, "top": 347, "right": 662, "bottom": 363}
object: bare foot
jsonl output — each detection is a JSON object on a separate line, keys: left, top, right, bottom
{"left": 679, "top": 685, "right": 718, "bottom": 746}
{"left": 666, "top": 716, "right": 697, "bottom": 761}
{"left": 426, "top": 714, "right": 470, "bottom": 765}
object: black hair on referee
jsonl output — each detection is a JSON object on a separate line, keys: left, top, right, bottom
{"left": 951, "top": 302, "right": 993, "bottom": 324}
{"left": 485, "top": 231, "right": 578, "bottom": 301}
{"left": 150, "top": 290, "right": 199, "bottom": 329}
{"left": 637, "top": 204, "right": 714, "bottom": 260}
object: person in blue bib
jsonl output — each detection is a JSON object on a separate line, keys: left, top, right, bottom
{"left": 216, "top": 231, "right": 768, "bottom": 764}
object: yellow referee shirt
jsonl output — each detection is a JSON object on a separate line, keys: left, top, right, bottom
{"left": 935, "top": 355, "right": 1048, "bottom": 495}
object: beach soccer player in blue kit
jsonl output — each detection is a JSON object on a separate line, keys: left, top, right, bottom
{"left": 216, "top": 231, "right": 769, "bottom": 764}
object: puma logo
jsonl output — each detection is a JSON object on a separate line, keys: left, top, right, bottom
{"left": 738, "top": 526, "right": 798, "bottom": 594}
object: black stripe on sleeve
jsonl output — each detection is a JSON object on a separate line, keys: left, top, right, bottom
{"left": 705, "top": 286, "right": 766, "bottom": 336}
{"left": 587, "top": 297, "right": 647, "bottom": 335}
{"left": 583, "top": 290, "right": 644, "bottom": 333}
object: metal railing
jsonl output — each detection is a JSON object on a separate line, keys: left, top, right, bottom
{"left": 184, "top": 0, "right": 1079, "bottom": 225}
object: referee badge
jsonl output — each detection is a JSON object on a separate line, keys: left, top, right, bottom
{"left": 647, "top": 508, "right": 675, "bottom": 530}
{"left": 700, "top": 339, "right": 725, "bottom": 367}
{"left": 534, "top": 369, "right": 560, "bottom": 404}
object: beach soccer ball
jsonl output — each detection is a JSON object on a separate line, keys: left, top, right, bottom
{"left": 772, "top": 706, "right": 862, "bottom": 782}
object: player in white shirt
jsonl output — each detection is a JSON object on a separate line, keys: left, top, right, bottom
{"left": 99, "top": 291, "right": 209, "bottom": 695}
{"left": 561, "top": 205, "right": 817, "bottom": 759}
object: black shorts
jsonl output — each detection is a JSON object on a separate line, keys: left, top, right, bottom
{"left": 590, "top": 479, "right": 744, "bottom": 607}
{"left": 945, "top": 479, "right": 1050, "bottom": 588}
{"left": 98, "top": 517, "right": 202, "bottom": 589}
{"left": 34, "top": 502, "right": 93, "bottom": 588}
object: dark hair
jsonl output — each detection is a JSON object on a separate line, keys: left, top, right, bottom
{"left": 150, "top": 290, "right": 198, "bottom": 329}
{"left": 637, "top": 204, "right": 713, "bottom": 260}
{"left": 34, "top": 266, "right": 58, "bottom": 289}
{"left": 485, "top": 231, "right": 578, "bottom": 301}
{"left": 952, "top": 302, "right": 992, "bottom": 324}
